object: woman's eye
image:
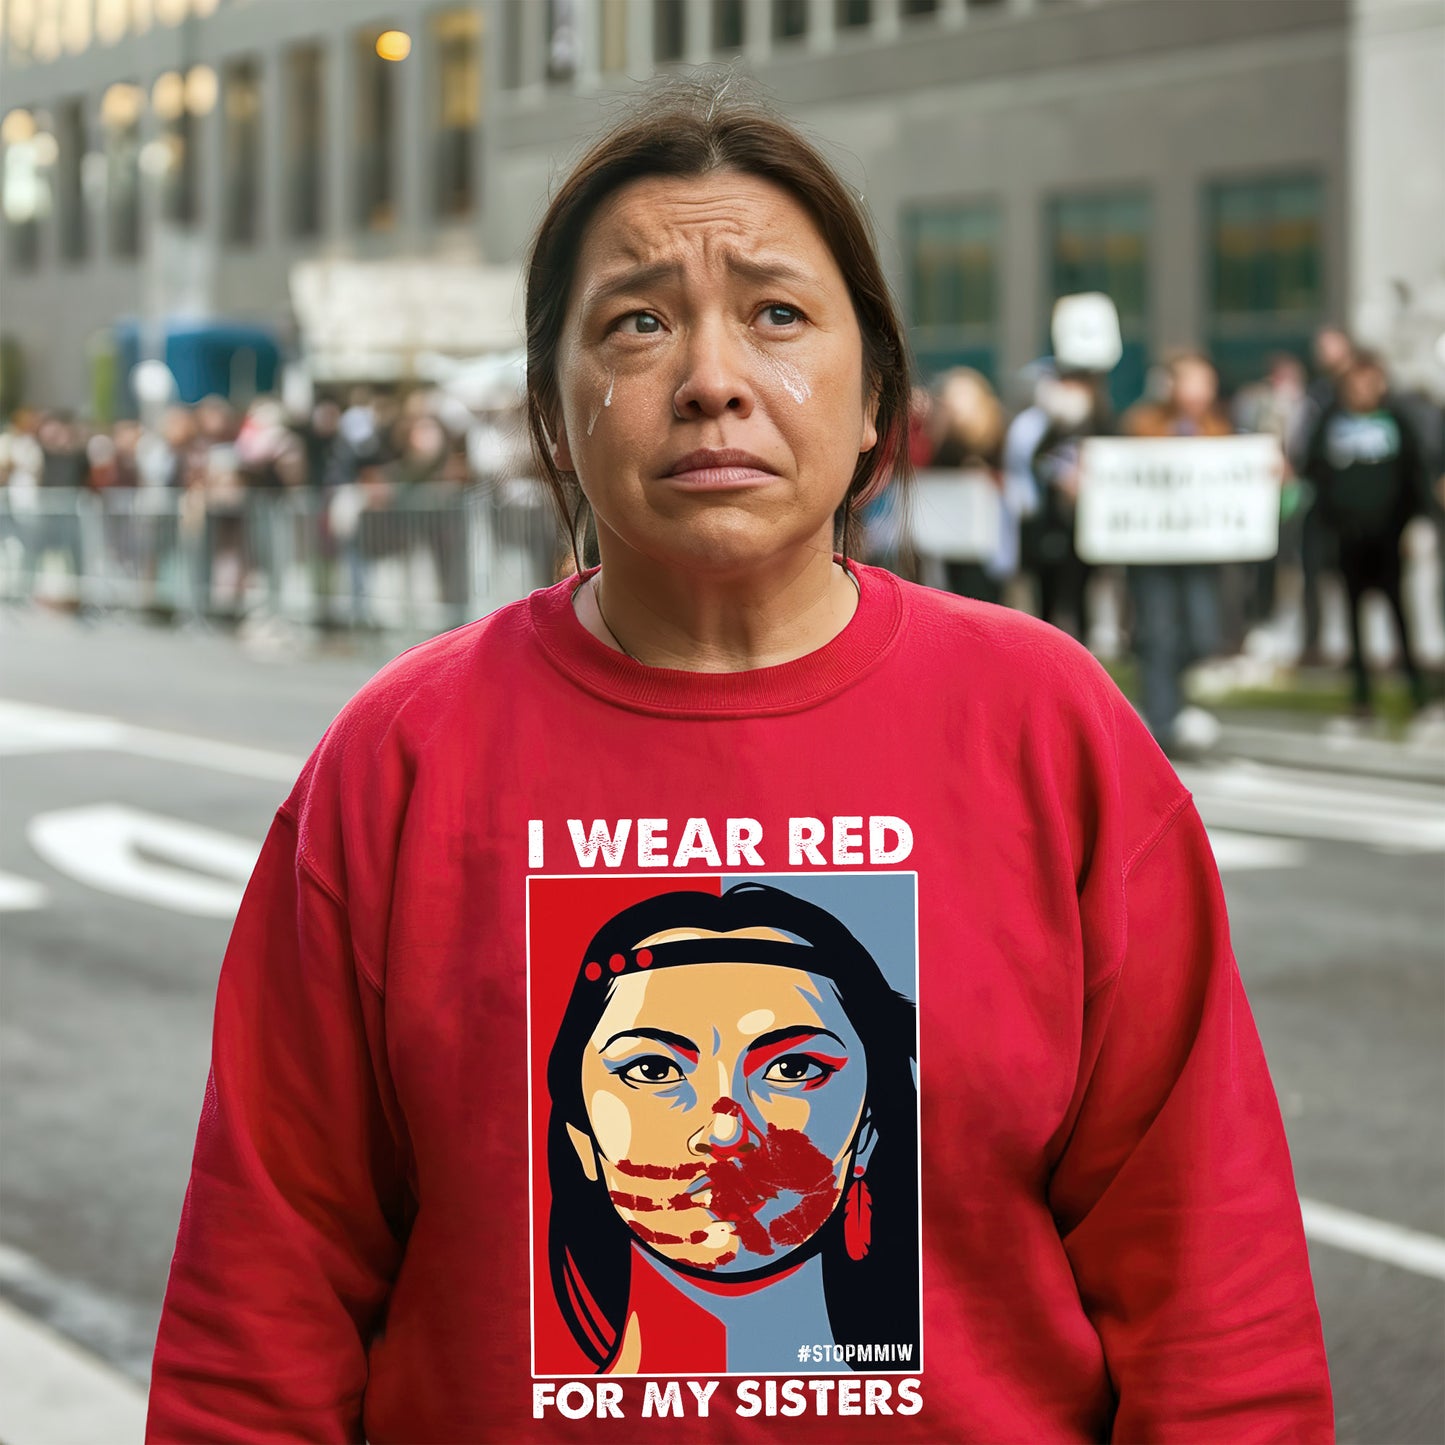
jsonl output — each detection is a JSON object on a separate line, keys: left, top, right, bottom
{"left": 617, "top": 312, "right": 662, "bottom": 335}
{"left": 762, "top": 1054, "right": 836, "bottom": 1086}
{"left": 760, "top": 304, "right": 802, "bottom": 328}
{"left": 617, "top": 1055, "right": 683, "bottom": 1085}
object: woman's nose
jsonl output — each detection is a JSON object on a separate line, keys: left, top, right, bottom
{"left": 673, "top": 323, "right": 755, "bottom": 420}
{"left": 687, "top": 1095, "right": 760, "bottom": 1158}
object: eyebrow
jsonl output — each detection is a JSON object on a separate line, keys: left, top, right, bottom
{"left": 579, "top": 254, "right": 821, "bottom": 314}
{"left": 743, "top": 1026, "right": 847, "bottom": 1073}
{"left": 600, "top": 1028, "right": 700, "bottom": 1063}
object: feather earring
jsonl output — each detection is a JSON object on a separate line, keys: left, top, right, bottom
{"left": 844, "top": 1171, "right": 873, "bottom": 1261}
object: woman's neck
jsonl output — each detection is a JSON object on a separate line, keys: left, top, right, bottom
{"left": 572, "top": 538, "right": 859, "bottom": 673}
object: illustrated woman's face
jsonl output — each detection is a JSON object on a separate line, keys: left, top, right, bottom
{"left": 568, "top": 937, "right": 869, "bottom": 1274}
{"left": 551, "top": 171, "right": 879, "bottom": 575}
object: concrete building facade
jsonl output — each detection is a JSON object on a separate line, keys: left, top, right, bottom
{"left": 1, "top": 0, "right": 1441, "bottom": 413}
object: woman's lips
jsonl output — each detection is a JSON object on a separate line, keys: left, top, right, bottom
{"left": 665, "top": 466, "right": 778, "bottom": 490}
{"left": 662, "top": 450, "right": 780, "bottom": 491}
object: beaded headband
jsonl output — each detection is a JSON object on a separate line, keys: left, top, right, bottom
{"left": 580, "top": 937, "right": 816, "bottom": 984}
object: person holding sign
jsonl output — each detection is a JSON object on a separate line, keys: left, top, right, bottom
{"left": 147, "top": 81, "right": 1331, "bottom": 1444}
{"left": 1120, "top": 351, "right": 1234, "bottom": 752}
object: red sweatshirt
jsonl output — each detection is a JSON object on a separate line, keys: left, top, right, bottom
{"left": 148, "top": 564, "right": 1333, "bottom": 1444}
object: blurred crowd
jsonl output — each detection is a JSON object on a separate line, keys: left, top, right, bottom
{"left": 0, "top": 382, "right": 535, "bottom": 629}
{"left": 0, "top": 384, "right": 528, "bottom": 501}
{"left": 2, "top": 330, "right": 1443, "bottom": 751}
{"left": 876, "top": 328, "right": 1445, "bottom": 752}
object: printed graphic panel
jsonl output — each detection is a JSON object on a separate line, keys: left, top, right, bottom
{"left": 528, "top": 872, "right": 920, "bottom": 1377}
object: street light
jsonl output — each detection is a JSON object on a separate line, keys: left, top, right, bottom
{"left": 376, "top": 30, "right": 412, "bottom": 62}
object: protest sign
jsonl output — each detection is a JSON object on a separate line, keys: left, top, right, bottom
{"left": 1075, "top": 435, "right": 1282, "bottom": 564}
{"left": 909, "top": 469, "right": 1002, "bottom": 562}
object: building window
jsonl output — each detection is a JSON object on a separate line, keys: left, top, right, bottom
{"left": 222, "top": 56, "right": 262, "bottom": 245}
{"left": 547, "top": 0, "right": 577, "bottom": 82}
{"left": 1046, "top": 190, "right": 1150, "bottom": 409}
{"left": 1206, "top": 174, "right": 1323, "bottom": 388}
{"left": 100, "top": 82, "right": 143, "bottom": 259}
{"left": 152, "top": 71, "right": 198, "bottom": 227}
{"left": 355, "top": 29, "right": 397, "bottom": 230}
{"left": 902, "top": 0, "right": 938, "bottom": 18}
{"left": 773, "top": 0, "right": 808, "bottom": 42}
{"left": 286, "top": 45, "right": 324, "bottom": 239}
{"left": 600, "top": 0, "right": 629, "bottom": 72}
{"left": 57, "top": 97, "right": 88, "bottom": 262}
{"left": 904, "top": 200, "right": 1000, "bottom": 383}
{"left": 655, "top": 0, "right": 684, "bottom": 62}
{"left": 837, "top": 0, "right": 872, "bottom": 27}
{"left": 713, "top": 0, "right": 744, "bottom": 52}
{"left": 434, "top": 9, "right": 479, "bottom": 219}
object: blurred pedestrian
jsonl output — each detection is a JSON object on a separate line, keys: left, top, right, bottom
{"left": 1295, "top": 327, "right": 1355, "bottom": 661}
{"left": 1019, "top": 366, "right": 1111, "bottom": 639}
{"left": 929, "top": 367, "right": 1006, "bottom": 602}
{"left": 1122, "top": 350, "right": 1233, "bottom": 753}
{"left": 1233, "top": 354, "right": 1308, "bottom": 631}
{"left": 1301, "top": 350, "right": 1432, "bottom": 715}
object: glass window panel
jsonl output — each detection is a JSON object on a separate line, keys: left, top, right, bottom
{"left": 1046, "top": 190, "right": 1150, "bottom": 328}
{"left": 101, "top": 82, "right": 142, "bottom": 257}
{"left": 654, "top": 0, "right": 683, "bottom": 62}
{"left": 285, "top": 43, "right": 323, "bottom": 238}
{"left": 1207, "top": 174, "right": 1321, "bottom": 320}
{"left": 434, "top": 9, "right": 479, "bottom": 219}
{"left": 354, "top": 28, "right": 396, "bottom": 230}
{"left": 714, "top": 0, "right": 743, "bottom": 52}
{"left": 222, "top": 55, "right": 261, "bottom": 245}
{"left": 57, "top": 96, "right": 88, "bottom": 261}
{"left": 836, "top": 0, "right": 871, "bottom": 26}
{"left": 773, "top": 0, "right": 808, "bottom": 41}
{"left": 905, "top": 201, "right": 999, "bottom": 331}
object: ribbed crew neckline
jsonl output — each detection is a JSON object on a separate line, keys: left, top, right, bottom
{"left": 527, "top": 561, "right": 904, "bottom": 718}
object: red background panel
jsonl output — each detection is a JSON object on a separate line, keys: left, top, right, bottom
{"left": 527, "top": 874, "right": 724, "bottom": 1374}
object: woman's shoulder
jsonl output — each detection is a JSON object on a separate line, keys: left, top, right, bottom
{"left": 287, "top": 597, "right": 535, "bottom": 802}
{"left": 889, "top": 572, "right": 1111, "bottom": 694}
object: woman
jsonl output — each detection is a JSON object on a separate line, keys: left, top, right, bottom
{"left": 1121, "top": 351, "right": 1234, "bottom": 752}
{"left": 148, "top": 81, "right": 1332, "bottom": 1443}
{"left": 925, "top": 366, "right": 1007, "bottom": 603}
{"left": 545, "top": 884, "right": 917, "bottom": 1376}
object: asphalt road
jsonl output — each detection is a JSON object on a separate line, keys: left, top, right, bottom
{"left": 1, "top": 608, "right": 1442, "bottom": 1443}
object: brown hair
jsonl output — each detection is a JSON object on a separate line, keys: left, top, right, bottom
{"left": 524, "top": 76, "right": 912, "bottom": 569}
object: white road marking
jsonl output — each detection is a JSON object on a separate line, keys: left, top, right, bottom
{"left": 1299, "top": 1197, "right": 1445, "bottom": 1281}
{"left": 1181, "top": 759, "right": 1445, "bottom": 852}
{"left": 27, "top": 805, "right": 260, "bottom": 918}
{"left": 0, "top": 1296, "right": 146, "bottom": 1445}
{"left": 1206, "top": 829, "right": 1308, "bottom": 871}
{"left": 0, "top": 699, "right": 303, "bottom": 780}
{"left": 0, "top": 870, "right": 49, "bottom": 911}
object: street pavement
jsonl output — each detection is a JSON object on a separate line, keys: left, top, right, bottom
{"left": 1, "top": 607, "right": 1442, "bottom": 1444}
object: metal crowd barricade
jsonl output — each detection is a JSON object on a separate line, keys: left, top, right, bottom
{"left": 0, "top": 481, "right": 562, "bottom": 634}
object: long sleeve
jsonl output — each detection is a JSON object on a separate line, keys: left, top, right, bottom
{"left": 147, "top": 806, "right": 409, "bottom": 1443}
{"left": 1049, "top": 799, "right": 1334, "bottom": 1444}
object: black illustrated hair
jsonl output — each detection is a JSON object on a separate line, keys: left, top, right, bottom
{"left": 545, "top": 883, "right": 919, "bottom": 1371}
{"left": 524, "top": 73, "right": 914, "bottom": 571}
